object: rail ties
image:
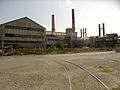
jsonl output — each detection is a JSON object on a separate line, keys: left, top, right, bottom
{"left": 54, "top": 61, "right": 72, "bottom": 90}
{"left": 63, "top": 60, "right": 110, "bottom": 90}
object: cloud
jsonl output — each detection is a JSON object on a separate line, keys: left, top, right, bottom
{"left": 66, "top": 0, "right": 72, "bottom": 6}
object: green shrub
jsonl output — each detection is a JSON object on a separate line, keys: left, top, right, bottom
{"left": 48, "top": 45, "right": 59, "bottom": 51}
{"left": 57, "top": 41, "right": 65, "bottom": 50}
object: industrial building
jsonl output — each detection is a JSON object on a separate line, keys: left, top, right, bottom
{"left": 46, "top": 14, "right": 66, "bottom": 47}
{"left": 0, "top": 9, "right": 78, "bottom": 49}
{"left": 95, "top": 33, "right": 119, "bottom": 47}
{"left": 65, "top": 9, "right": 77, "bottom": 40}
{"left": 80, "top": 23, "right": 120, "bottom": 48}
{"left": 1, "top": 8, "right": 119, "bottom": 50}
{"left": 0, "top": 17, "right": 46, "bottom": 49}
{"left": 94, "top": 23, "right": 120, "bottom": 47}
{"left": 45, "top": 9, "right": 77, "bottom": 48}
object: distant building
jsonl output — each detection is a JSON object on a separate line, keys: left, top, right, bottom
{"left": 66, "top": 28, "right": 77, "bottom": 39}
{"left": 46, "top": 31, "right": 66, "bottom": 47}
{"left": 0, "top": 17, "right": 46, "bottom": 49}
{"left": 46, "top": 31, "right": 66, "bottom": 41}
{"left": 95, "top": 33, "right": 119, "bottom": 47}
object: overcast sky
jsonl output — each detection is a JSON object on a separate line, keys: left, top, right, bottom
{"left": 0, "top": 0, "right": 120, "bottom": 37}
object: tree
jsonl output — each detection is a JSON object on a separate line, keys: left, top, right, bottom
{"left": 56, "top": 41, "right": 65, "bottom": 50}
{"left": 72, "top": 40, "right": 85, "bottom": 48}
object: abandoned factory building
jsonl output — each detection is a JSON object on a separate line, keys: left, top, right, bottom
{"left": 0, "top": 17, "right": 46, "bottom": 49}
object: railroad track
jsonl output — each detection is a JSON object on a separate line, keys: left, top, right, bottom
{"left": 55, "top": 60, "right": 110, "bottom": 90}
{"left": 55, "top": 61, "right": 72, "bottom": 90}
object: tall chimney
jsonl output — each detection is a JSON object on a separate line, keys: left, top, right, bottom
{"left": 52, "top": 14, "right": 55, "bottom": 35}
{"left": 83, "top": 28, "right": 84, "bottom": 37}
{"left": 99, "top": 24, "right": 101, "bottom": 36}
{"left": 72, "top": 9, "right": 75, "bottom": 30}
{"left": 103, "top": 23, "right": 105, "bottom": 37}
{"left": 85, "top": 28, "right": 87, "bottom": 37}
{"left": 80, "top": 29, "right": 82, "bottom": 38}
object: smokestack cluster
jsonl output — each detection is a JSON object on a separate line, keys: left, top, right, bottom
{"left": 80, "top": 28, "right": 87, "bottom": 38}
{"left": 98, "top": 23, "right": 105, "bottom": 37}
{"left": 72, "top": 9, "right": 75, "bottom": 30}
{"left": 52, "top": 14, "right": 55, "bottom": 35}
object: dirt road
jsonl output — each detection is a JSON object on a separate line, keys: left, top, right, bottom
{"left": 0, "top": 51, "right": 120, "bottom": 90}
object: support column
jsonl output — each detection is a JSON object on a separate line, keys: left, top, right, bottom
{"left": 1, "top": 40, "right": 4, "bottom": 49}
{"left": 44, "top": 29, "right": 46, "bottom": 49}
{"left": 1, "top": 27, "right": 5, "bottom": 49}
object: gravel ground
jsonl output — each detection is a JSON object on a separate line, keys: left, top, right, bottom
{"left": 0, "top": 51, "right": 120, "bottom": 90}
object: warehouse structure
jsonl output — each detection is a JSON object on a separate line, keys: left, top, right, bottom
{"left": 0, "top": 17, "right": 46, "bottom": 49}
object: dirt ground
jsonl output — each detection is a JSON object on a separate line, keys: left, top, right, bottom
{"left": 0, "top": 51, "right": 120, "bottom": 90}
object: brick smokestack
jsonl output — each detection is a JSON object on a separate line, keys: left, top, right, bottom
{"left": 72, "top": 9, "right": 75, "bottom": 30}
{"left": 52, "top": 14, "right": 55, "bottom": 34}
{"left": 98, "top": 24, "right": 101, "bottom": 37}
{"left": 103, "top": 23, "right": 105, "bottom": 37}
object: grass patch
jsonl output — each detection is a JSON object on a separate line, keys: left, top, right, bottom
{"left": 98, "top": 65, "right": 106, "bottom": 69}
{"left": 97, "top": 65, "right": 114, "bottom": 73}
{"left": 100, "top": 69, "right": 114, "bottom": 73}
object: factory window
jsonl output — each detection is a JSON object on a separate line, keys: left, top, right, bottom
{"left": 5, "top": 33, "right": 15, "bottom": 37}
{"left": 5, "top": 25, "right": 44, "bottom": 32}
{"left": 5, "top": 33, "right": 44, "bottom": 38}
{"left": 0, "top": 36, "right": 2, "bottom": 40}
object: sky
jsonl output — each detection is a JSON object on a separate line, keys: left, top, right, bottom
{"left": 0, "top": 0, "right": 120, "bottom": 37}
